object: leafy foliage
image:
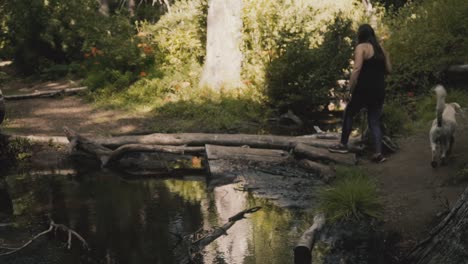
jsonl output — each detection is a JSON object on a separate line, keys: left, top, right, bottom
{"left": 241, "top": 0, "right": 366, "bottom": 114}
{"left": 382, "top": 99, "right": 413, "bottom": 136}
{"left": 414, "top": 88, "right": 468, "bottom": 127}
{"left": 265, "top": 16, "right": 354, "bottom": 114}
{"left": 384, "top": 0, "right": 468, "bottom": 94}
{"left": 3, "top": 0, "right": 99, "bottom": 74}
{"left": 2, "top": 0, "right": 157, "bottom": 81}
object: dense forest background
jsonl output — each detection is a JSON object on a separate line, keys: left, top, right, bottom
{"left": 1, "top": 0, "right": 467, "bottom": 133}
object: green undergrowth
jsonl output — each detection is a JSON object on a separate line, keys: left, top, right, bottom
{"left": 413, "top": 89, "right": 468, "bottom": 129}
{"left": 382, "top": 88, "right": 468, "bottom": 136}
{"left": 90, "top": 83, "right": 269, "bottom": 133}
{"left": 317, "top": 166, "right": 382, "bottom": 222}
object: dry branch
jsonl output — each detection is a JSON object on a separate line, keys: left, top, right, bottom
{"left": 190, "top": 207, "right": 262, "bottom": 255}
{"left": 0, "top": 219, "right": 88, "bottom": 257}
{"left": 4, "top": 87, "right": 87, "bottom": 100}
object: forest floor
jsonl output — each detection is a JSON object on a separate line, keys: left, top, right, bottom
{"left": 2, "top": 76, "right": 468, "bottom": 257}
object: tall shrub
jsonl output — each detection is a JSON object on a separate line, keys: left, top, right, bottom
{"left": 265, "top": 16, "right": 354, "bottom": 114}
{"left": 241, "top": 0, "right": 365, "bottom": 114}
{"left": 4, "top": 0, "right": 100, "bottom": 74}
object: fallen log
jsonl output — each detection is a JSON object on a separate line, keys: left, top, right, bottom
{"left": 92, "top": 132, "right": 361, "bottom": 151}
{"left": 64, "top": 127, "right": 203, "bottom": 168}
{"left": 294, "top": 213, "right": 326, "bottom": 264}
{"left": 106, "top": 144, "right": 205, "bottom": 166}
{"left": 4, "top": 87, "right": 87, "bottom": 100}
{"left": 294, "top": 143, "right": 357, "bottom": 165}
{"left": 405, "top": 185, "right": 468, "bottom": 264}
{"left": 298, "top": 159, "right": 335, "bottom": 183}
{"left": 64, "top": 127, "right": 114, "bottom": 166}
{"left": 205, "top": 144, "right": 290, "bottom": 162}
{"left": 205, "top": 144, "right": 291, "bottom": 178}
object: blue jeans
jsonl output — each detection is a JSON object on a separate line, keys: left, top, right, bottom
{"left": 340, "top": 97, "right": 384, "bottom": 154}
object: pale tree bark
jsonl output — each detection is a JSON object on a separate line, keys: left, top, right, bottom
{"left": 361, "top": 0, "right": 377, "bottom": 28}
{"left": 98, "top": 0, "right": 110, "bottom": 16}
{"left": 200, "top": 0, "right": 243, "bottom": 90}
{"left": 128, "top": 0, "right": 136, "bottom": 16}
{"left": 151, "top": 0, "right": 171, "bottom": 13}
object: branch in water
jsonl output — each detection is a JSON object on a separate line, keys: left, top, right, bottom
{"left": 0, "top": 219, "right": 89, "bottom": 256}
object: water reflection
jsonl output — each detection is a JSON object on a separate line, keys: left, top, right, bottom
{"left": 3, "top": 171, "right": 310, "bottom": 264}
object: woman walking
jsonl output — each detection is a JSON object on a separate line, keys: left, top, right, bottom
{"left": 328, "top": 24, "right": 392, "bottom": 162}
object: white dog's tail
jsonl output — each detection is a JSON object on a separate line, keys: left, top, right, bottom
{"left": 435, "top": 85, "right": 446, "bottom": 127}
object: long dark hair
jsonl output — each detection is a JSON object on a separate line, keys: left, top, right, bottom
{"left": 357, "top": 24, "right": 384, "bottom": 60}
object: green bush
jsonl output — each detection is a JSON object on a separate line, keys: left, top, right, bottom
{"left": 384, "top": 0, "right": 468, "bottom": 93}
{"left": 265, "top": 16, "right": 354, "bottom": 114}
{"left": 2, "top": 0, "right": 157, "bottom": 81}
{"left": 139, "top": 0, "right": 206, "bottom": 72}
{"left": 382, "top": 99, "right": 413, "bottom": 136}
{"left": 80, "top": 14, "right": 156, "bottom": 89}
{"left": 317, "top": 167, "right": 382, "bottom": 222}
{"left": 3, "top": 0, "right": 100, "bottom": 74}
{"left": 414, "top": 88, "right": 468, "bottom": 127}
{"left": 241, "top": 0, "right": 368, "bottom": 114}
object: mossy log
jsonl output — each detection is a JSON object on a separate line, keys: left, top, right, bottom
{"left": 405, "top": 185, "right": 468, "bottom": 263}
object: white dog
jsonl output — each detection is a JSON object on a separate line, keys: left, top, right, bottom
{"left": 429, "top": 85, "right": 461, "bottom": 167}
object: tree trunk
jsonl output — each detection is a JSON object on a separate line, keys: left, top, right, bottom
{"left": 405, "top": 186, "right": 468, "bottom": 263}
{"left": 361, "top": 0, "right": 377, "bottom": 28}
{"left": 199, "top": 0, "right": 243, "bottom": 90}
{"left": 128, "top": 0, "right": 136, "bottom": 16}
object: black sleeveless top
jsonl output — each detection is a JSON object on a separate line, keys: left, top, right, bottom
{"left": 352, "top": 54, "right": 386, "bottom": 103}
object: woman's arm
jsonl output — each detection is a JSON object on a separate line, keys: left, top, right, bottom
{"left": 348, "top": 44, "right": 365, "bottom": 93}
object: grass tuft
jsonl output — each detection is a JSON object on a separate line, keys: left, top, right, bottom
{"left": 317, "top": 167, "right": 382, "bottom": 222}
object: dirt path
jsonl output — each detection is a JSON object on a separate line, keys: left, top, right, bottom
{"left": 1, "top": 79, "right": 154, "bottom": 137}
{"left": 362, "top": 118, "right": 468, "bottom": 251}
